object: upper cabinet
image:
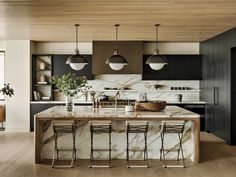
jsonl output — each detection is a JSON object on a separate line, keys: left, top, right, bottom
{"left": 53, "top": 54, "right": 93, "bottom": 80}
{"left": 92, "top": 41, "right": 143, "bottom": 74}
{"left": 142, "top": 55, "right": 202, "bottom": 80}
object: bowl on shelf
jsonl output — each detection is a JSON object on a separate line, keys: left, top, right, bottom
{"left": 135, "top": 100, "right": 166, "bottom": 111}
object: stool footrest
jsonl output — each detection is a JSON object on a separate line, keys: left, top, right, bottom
{"left": 127, "top": 165, "right": 149, "bottom": 168}
{"left": 163, "top": 165, "right": 185, "bottom": 168}
{"left": 89, "top": 165, "right": 111, "bottom": 168}
{"left": 93, "top": 148, "right": 111, "bottom": 151}
{"left": 56, "top": 148, "right": 76, "bottom": 151}
{"left": 52, "top": 165, "right": 73, "bottom": 168}
{"left": 161, "top": 149, "right": 180, "bottom": 152}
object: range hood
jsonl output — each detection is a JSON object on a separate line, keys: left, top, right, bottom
{"left": 92, "top": 41, "right": 143, "bottom": 74}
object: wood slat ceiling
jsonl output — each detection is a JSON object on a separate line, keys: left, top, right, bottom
{"left": 0, "top": 0, "right": 235, "bottom": 42}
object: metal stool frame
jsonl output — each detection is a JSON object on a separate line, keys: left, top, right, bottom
{"left": 52, "top": 121, "right": 77, "bottom": 168}
{"left": 160, "top": 121, "right": 185, "bottom": 168}
{"left": 89, "top": 121, "right": 112, "bottom": 168}
{"left": 126, "top": 121, "right": 149, "bottom": 168}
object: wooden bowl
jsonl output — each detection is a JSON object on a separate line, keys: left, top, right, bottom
{"left": 135, "top": 100, "right": 166, "bottom": 111}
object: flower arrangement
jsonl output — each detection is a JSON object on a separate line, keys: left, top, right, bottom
{"left": 50, "top": 73, "right": 91, "bottom": 111}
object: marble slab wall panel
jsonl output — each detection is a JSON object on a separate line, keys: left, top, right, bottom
{"left": 53, "top": 74, "right": 200, "bottom": 102}
{"left": 43, "top": 120, "right": 193, "bottom": 160}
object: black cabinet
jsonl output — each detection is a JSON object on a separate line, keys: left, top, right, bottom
{"left": 167, "top": 104, "right": 205, "bottom": 131}
{"left": 200, "top": 27, "right": 236, "bottom": 144}
{"left": 30, "top": 103, "right": 60, "bottom": 131}
{"left": 53, "top": 54, "right": 93, "bottom": 80}
{"left": 142, "top": 55, "right": 202, "bottom": 80}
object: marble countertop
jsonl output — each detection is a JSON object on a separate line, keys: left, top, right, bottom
{"left": 35, "top": 105, "right": 200, "bottom": 121}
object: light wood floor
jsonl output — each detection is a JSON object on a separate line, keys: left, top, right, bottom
{"left": 0, "top": 132, "right": 236, "bottom": 177}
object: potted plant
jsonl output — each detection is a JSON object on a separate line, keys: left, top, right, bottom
{"left": 51, "top": 73, "right": 91, "bottom": 112}
{"left": 0, "top": 83, "right": 14, "bottom": 97}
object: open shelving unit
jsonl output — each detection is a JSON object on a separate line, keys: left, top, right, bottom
{"left": 32, "top": 55, "right": 53, "bottom": 101}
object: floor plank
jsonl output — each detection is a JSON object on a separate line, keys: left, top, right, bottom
{"left": 0, "top": 132, "right": 236, "bottom": 177}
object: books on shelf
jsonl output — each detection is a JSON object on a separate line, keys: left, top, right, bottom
{"left": 33, "top": 91, "right": 41, "bottom": 101}
{"left": 33, "top": 91, "right": 51, "bottom": 101}
{"left": 42, "top": 96, "right": 51, "bottom": 100}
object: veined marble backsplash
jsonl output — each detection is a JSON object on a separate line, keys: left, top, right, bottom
{"left": 54, "top": 74, "right": 200, "bottom": 102}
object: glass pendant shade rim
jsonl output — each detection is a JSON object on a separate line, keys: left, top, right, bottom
{"left": 146, "top": 54, "right": 168, "bottom": 64}
{"left": 66, "top": 53, "right": 88, "bottom": 64}
{"left": 106, "top": 54, "right": 128, "bottom": 65}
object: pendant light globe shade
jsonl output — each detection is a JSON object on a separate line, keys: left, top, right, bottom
{"left": 66, "top": 24, "right": 88, "bottom": 70}
{"left": 146, "top": 54, "right": 167, "bottom": 70}
{"left": 106, "top": 24, "right": 128, "bottom": 71}
{"left": 106, "top": 51, "right": 128, "bottom": 70}
{"left": 66, "top": 53, "right": 88, "bottom": 70}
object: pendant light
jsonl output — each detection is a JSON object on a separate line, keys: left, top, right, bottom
{"left": 106, "top": 24, "right": 128, "bottom": 71}
{"left": 146, "top": 24, "right": 167, "bottom": 70}
{"left": 66, "top": 24, "right": 88, "bottom": 70}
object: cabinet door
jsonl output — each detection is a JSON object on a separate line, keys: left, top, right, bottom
{"left": 53, "top": 55, "right": 93, "bottom": 80}
{"left": 142, "top": 55, "right": 202, "bottom": 80}
{"left": 213, "top": 39, "right": 230, "bottom": 142}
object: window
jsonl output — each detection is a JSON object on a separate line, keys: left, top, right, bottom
{"left": 0, "top": 52, "right": 4, "bottom": 100}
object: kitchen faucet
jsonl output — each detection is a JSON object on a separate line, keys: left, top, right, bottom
{"left": 115, "top": 91, "right": 120, "bottom": 110}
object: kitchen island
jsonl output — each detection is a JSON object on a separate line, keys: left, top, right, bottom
{"left": 35, "top": 106, "right": 200, "bottom": 164}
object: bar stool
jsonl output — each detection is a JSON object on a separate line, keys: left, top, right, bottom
{"left": 89, "top": 121, "right": 112, "bottom": 168}
{"left": 160, "top": 120, "right": 185, "bottom": 168}
{"left": 126, "top": 121, "right": 149, "bottom": 168}
{"left": 51, "top": 120, "right": 77, "bottom": 168}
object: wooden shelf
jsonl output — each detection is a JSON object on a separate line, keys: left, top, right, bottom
{"left": 33, "top": 69, "right": 52, "bottom": 71}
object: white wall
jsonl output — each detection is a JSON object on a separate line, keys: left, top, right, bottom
{"left": 33, "top": 42, "right": 199, "bottom": 55}
{"left": 34, "top": 42, "right": 92, "bottom": 54}
{"left": 0, "top": 41, "right": 5, "bottom": 105}
{"left": 5, "top": 40, "right": 31, "bottom": 132}
{"left": 144, "top": 42, "right": 199, "bottom": 54}
{"left": 0, "top": 41, "right": 5, "bottom": 51}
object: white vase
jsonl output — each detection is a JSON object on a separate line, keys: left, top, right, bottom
{"left": 39, "top": 62, "right": 46, "bottom": 70}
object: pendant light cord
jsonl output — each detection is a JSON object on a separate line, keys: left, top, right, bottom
{"left": 155, "top": 24, "right": 160, "bottom": 55}
{"left": 115, "top": 24, "right": 120, "bottom": 54}
{"left": 75, "top": 24, "right": 80, "bottom": 54}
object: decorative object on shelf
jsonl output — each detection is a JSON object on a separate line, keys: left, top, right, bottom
{"left": 135, "top": 100, "right": 166, "bottom": 111}
{"left": 106, "top": 24, "right": 128, "bottom": 71}
{"left": 139, "top": 92, "right": 147, "bottom": 101}
{"left": 39, "top": 75, "right": 46, "bottom": 83}
{"left": 50, "top": 73, "right": 91, "bottom": 112}
{"left": 0, "top": 83, "right": 14, "bottom": 97}
{"left": 146, "top": 24, "right": 168, "bottom": 70}
{"left": 39, "top": 62, "right": 46, "bottom": 70}
{"left": 154, "top": 84, "right": 165, "bottom": 90}
{"left": 42, "top": 96, "right": 51, "bottom": 101}
{"left": 175, "top": 94, "right": 183, "bottom": 102}
{"left": 66, "top": 24, "right": 88, "bottom": 70}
